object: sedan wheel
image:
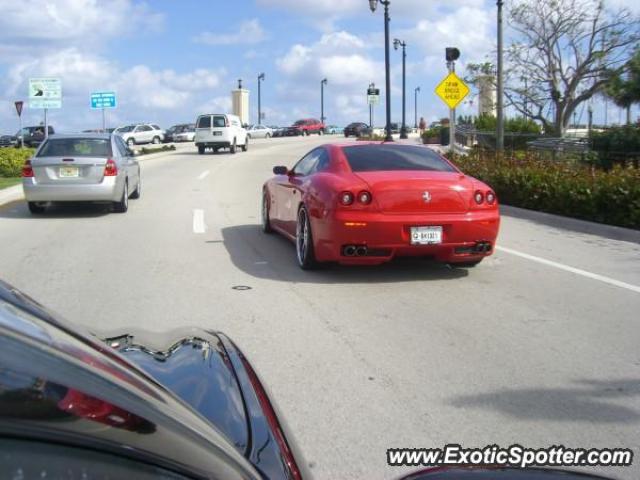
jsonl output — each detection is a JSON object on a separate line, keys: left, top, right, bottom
{"left": 131, "top": 173, "right": 142, "bottom": 199}
{"left": 230, "top": 139, "right": 237, "bottom": 154}
{"left": 127, "top": 138, "right": 135, "bottom": 147}
{"left": 113, "top": 181, "right": 129, "bottom": 213}
{"left": 28, "top": 202, "right": 46, "bottom": 214}
{"left": 261, "top": 192, "right": 273, "bottom": 234}
{"left": 152, "top": 136, "right": 161, "bottom": 144}
{"left": 296, "top": 206, "right": 317, "bottom": 269}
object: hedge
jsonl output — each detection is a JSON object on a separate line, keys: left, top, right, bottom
{"left": 0, "top": 148, "right": 35, "bottom": 177}
{"left": 451, "top": 150, "right": 640, "bottom": 229}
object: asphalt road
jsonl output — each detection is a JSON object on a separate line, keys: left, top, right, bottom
{"left": 1, "top": 136, "right": 639, "bottom": 480}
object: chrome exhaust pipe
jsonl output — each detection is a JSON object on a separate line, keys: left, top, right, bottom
{"left": 355, "top": 246, "right": 368, "bottom": 257}
{"left": 343, "top": 245, "right": 357, "bottom": 256}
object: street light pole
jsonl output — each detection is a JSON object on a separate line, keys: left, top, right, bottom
{"left": 394, "top": 39, "right": 408, "bottom": 139}
{"left": 321, "top": 78, "right": 328, "bottom": 127}
{"left": 258, "top": 73, "right": 265, "bottom": 125}
{"left": 369, "top": 0, "right": 393, "bottom": 142}
{"left": 496, "top": 0, "right": 505, "bottom": 153}
{"left": 414, "top": 86, "right": 420, "bottom": 129}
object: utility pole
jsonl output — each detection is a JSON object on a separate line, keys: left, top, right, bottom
{"left": 414, "top": 86, "right": 420, "bottom": 128}
{"left": 258, "top": 73, "right": 265, "bottom": 125}
{"left": 496, "top": 0, "right": 505, "bottom": 152}
{"left": 320, "top": 78, "right": 328, "bottom": 126}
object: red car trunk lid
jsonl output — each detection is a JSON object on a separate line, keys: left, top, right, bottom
{"left": 354, "top": 171, "right": 471, "bottom": 214}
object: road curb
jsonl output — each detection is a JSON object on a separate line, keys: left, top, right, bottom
{"left": 501, "top": 204, "right": 640, "bottom": 244}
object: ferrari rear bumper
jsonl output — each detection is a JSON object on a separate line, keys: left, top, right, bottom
{"left": 313, "top": 209, "right": 500, "bottom": 265}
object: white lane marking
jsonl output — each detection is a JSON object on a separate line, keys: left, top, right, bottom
{"left": 198, "top": 170, "right": 210, "bottom": 180}
{"left": 193, "top": 209, "right": 206, "bottom": 234}
{"left": 497, "top": 246, "right": 640, "bottom": 294}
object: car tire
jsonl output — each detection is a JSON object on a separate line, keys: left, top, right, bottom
{"left": 242, "top": 137, "right": 249, "bottom": 152}
{"left": 198, "top": 145, "right": 205, "bottom": 154}
{"left": 319, "top": 129, "right": 324, "bottom": 136}
{"left": 261, "top": 191, "right": 273, "bottom": 234}
{"left": 127, "top": 138, "right": 135, "bottom": 147}
{"left": 230, "top": 139, "right": 237, "bottom": 154}
{"left": 247, "top": 134, "right": 252, "bottom": 140}
{"left": 449, "top": 260, "right": 482, "bottom": 268}
{"left": 113, "top": 181, "right": 129, "bottom": 213}
{"left": 296, "top": 206, "right": 318, "bottom": 270}
{"left": 266, "top": 133, "right": 271, "bottom": 139}
{"left": 130, "top": 172, "right": 142, "bottom": 199}
{"left": 152, "top": 136, "right": 161, "bottom": 144}
{"left": 28, "top": 202, "right": 46, "bottom": 214}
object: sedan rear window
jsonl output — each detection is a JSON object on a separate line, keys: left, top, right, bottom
{"left": 342, "top": 145, "right": 457, "bottom": 172}
{"left": 37, "top": 138, "right": 112, "bottom": 157}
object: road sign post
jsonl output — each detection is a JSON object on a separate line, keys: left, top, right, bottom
{"left": 14, "top": 101, "right": 24, "bottom": 148}
{"left": 435, "top": 67, "right": 469, "bottom": 153}
{"left": 29, "top": 78, "right": 62, "bottom": 140}
{"left": 367, "top": 84, "right": 380, "bottom": 128}
{"left": 90, "top": 92, "right": 117, "bottom": 131}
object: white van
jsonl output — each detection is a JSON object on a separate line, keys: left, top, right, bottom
{"left": 194, "top": 114, "right": 248, "bottom": 154}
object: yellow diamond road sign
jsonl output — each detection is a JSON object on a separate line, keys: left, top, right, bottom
{"left": 435, "top": 72, "right": 470, "bottom": 109}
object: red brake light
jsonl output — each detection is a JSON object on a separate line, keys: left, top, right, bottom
{"left": 22, "top": 159, "right": 34, "bottom": 177}
{"left": 474, "top": 190, "right": 484, "bottom": 204}
{"left": 339, "top": 191, "right": 354, "bottom": 206}
{"left": 357, "top": 191, "right": 372, "bottom": 204}
{"left": 486, "top": 191, "right": 496, "bottom": 204}
{"left": 104, "top": 159, "right": 118, "bottom": 176}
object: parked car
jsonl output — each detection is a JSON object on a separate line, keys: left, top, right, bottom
{"left": 344, "top": 122, "right": 370, "bottom": 137}
{"left": 247, "top": 124, "right": 273, "bottom": 139}
{"left": 325, "top": 125, "right": 343, "bottom": 135}
{"left": 284, "top": 118, "right": 325, "bottom": 136}
{"left": 164, "top": 123, "right": 194, "bottom": 143}
{"left": 0, "top": 134, "right": 18, "bottom": 147}
{"left": 15, "top": 126, "right": 55, "bottom": 148}
{"left": 174, "top": 124, "right": 196, "bottom": 142}
{"left": 271, "top": 126, "right": 286, "bottom": 137}
{"left": 194, "top": 113, "right": 248, "bottom": 154}
{"left": 262, "top": 142, "right": 500, "bottom": 269}
{"left": 0, "top": 279, "right": 617, "bottom": 480}
{"left": 116, "top": 124, "right": 165, "bottom": 147}
{"left": 22, "top": 133, "right": 141, "bottom": 214}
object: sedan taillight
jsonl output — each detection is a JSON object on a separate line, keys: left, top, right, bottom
{"left": 104, "top": 159, "right": 118, "bottom": 176}
{"left": 22, "top": 159, "right": 34, "bottom": 177}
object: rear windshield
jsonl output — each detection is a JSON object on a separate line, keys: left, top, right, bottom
{"left": 37, "top": 138, "right": 112, "bottom": 157}
{"left": 197, "top": 116, "right": 211, "bottom": 128}
{"left": 342, "top": 145, "right": 457, "bottom": 172}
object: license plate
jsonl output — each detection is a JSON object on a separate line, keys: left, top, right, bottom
{"left": 410, "top": 226, "right": 443, "bottom": 245}
{"left": 59, "top": 166, "right": 79, "bottom": 178}
{"left": 213, "top": 131, "right": 222, "bottom": 136}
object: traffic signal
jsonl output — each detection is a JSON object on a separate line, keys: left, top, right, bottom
{"left": 445, "top": 48, "right": 460, "bottom": 62}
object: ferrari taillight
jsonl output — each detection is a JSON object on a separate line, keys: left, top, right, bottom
{"left": 357, "top": 191, "right": 372, "bottom": 204}
{"left": 474, "top": 190, "right": 484, "bottom": 204}
{"left": 339, "top": 191, "right": 354, "bottom": 205}
{"left": 486, "top": 191, "right": 496, "bottom": 204}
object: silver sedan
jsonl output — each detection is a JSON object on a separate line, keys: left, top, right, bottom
{"left": 23, "top": 134, "right": 141, "bottom": 214}
{"left": 246, "top": 125, "right": 273, "bottom": 139}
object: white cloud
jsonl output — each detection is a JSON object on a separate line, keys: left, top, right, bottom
{"left": 0, "top": 48, "right": 228, "bottom": 131}
{"left": 0, "top": 0, "right": 163, "bottom": 46}
{"left": 194, "top": 19, "right": 267, "bottom": 46}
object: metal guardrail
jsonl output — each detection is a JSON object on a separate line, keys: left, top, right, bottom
{"left": 526, "top": 137, "right": 590, "bottom": 153}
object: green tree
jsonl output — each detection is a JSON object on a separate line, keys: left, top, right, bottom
{"left": 505, "top": 0, "right": 640, "bottom": 136}
{"left": 605, "top": 48, "right": 640, "bottom": 124}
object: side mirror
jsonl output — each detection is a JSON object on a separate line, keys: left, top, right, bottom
{"left": 273, "top": 166, "right": 288, "bottom": 175}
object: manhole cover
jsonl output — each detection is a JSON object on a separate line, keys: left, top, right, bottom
{"left": 231, "top": 285, "right": 252, "bottom": 291}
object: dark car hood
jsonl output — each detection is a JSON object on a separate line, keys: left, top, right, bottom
{"left": 100, "top": 328, "right": 249, "bottom": 454}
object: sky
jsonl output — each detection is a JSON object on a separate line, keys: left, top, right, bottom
{"left": 0, "top": 0, "right": 637, "bottom": 134}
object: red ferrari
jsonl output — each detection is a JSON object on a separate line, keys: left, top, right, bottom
{"left": 262, "top": 142, "right": 500, "bottom": 269}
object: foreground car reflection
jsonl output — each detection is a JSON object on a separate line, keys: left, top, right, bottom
{"left": 0, "top": 280, "right": 619, "bottom": 480}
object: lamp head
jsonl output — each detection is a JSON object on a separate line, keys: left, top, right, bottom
{"left": 393, "top": 38, "right": 400, "bottom": 50}
{"left": 258, "top": 73, "right": 265, "bottom": 81}
{"left": 369, "top": 0, "right": 377, "bottom": 12}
